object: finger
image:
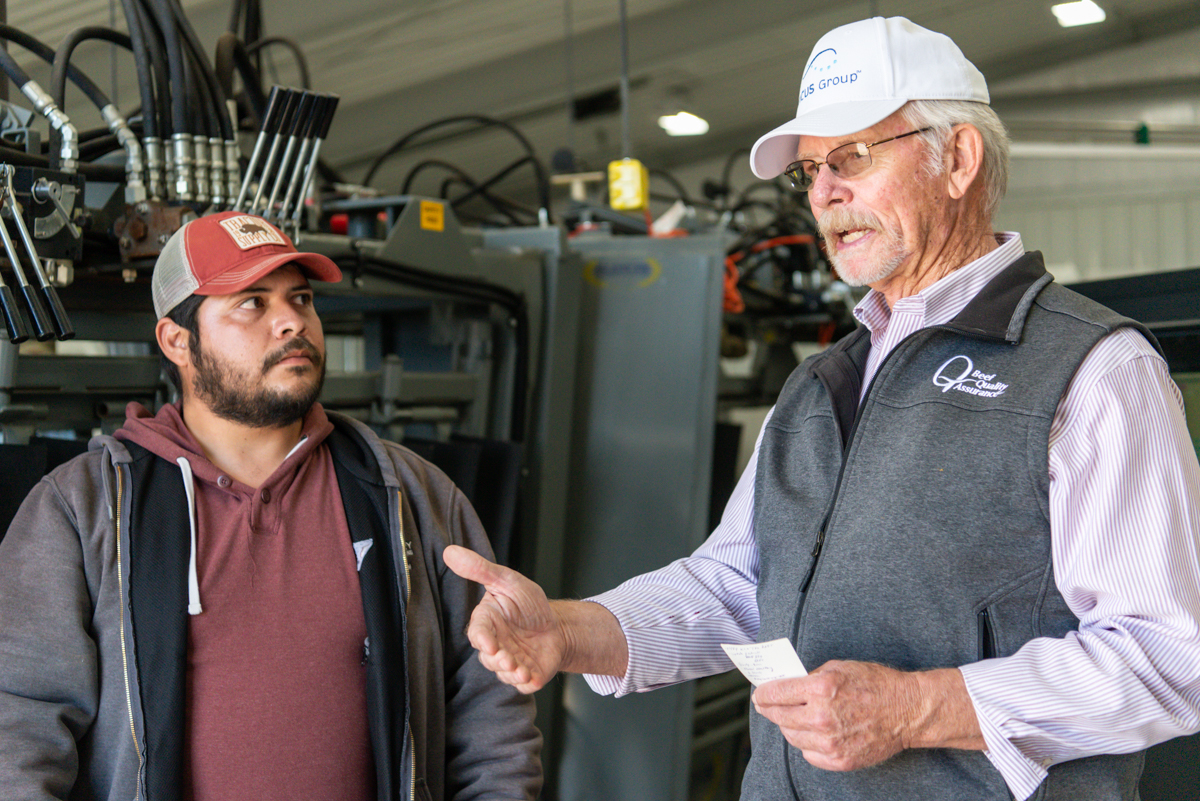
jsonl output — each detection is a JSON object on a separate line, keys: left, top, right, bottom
{"left": 752, "top": 675, "right": 812, "bottom": 707}
{"left": 444, "top": 544, "right": 512, "bottom": 588}
{"left": 465, "top": 605, "right": 501, "bottom": 655}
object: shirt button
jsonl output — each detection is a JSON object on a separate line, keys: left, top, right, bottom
{"left": 260, "top": 488, "right": 271, "bottom": 503}
{"left": 217, "top": 475, "right": 231, "bottom": 488}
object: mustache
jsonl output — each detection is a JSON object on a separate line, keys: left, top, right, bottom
{"left": 817, "top": 207, "right": 882, "bottom": 239}
{"left": 262, "top": 337, "right": 323, "bottom": 373}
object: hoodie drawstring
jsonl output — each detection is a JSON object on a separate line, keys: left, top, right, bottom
{"left": 176, "top": 456, "right": 203, "bottom": 615}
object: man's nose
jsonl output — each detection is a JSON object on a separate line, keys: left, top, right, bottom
{"left": 806, "top": 162, "right": 849, "bottom": 209}
{"left": 271, "top": 300, "right": 308, "bottom": 338}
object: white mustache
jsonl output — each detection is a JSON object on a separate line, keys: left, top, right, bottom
{"left": 818, "top": 208, "right": 882, "bottom": 239}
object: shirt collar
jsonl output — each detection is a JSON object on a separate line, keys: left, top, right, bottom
{"left": 852, "top": 232, "right": 1025, "bottom": 333}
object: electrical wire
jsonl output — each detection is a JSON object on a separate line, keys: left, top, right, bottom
{"left": 361, "top": 114, "right": 551, "bottom": 219}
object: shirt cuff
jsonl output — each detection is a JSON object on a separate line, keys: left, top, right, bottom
{"left": 960, "top": 665, "right": 1050, "bottom": 801}
{"left": 578, "top": 595, "right": 708, "bottom": 697}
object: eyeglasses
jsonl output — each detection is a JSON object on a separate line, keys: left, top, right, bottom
{"left": 783, "top": 128, "right": 932, "bottom": 192}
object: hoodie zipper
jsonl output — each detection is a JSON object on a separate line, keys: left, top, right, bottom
{"left": 114, "top": 466, "right": 145, "bottom": 799}
{"left": 398, "top": 491, "right": 415, "bottom": 801}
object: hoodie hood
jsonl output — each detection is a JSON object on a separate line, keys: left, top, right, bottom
{"left": 113, "top": 401, "right": 335, "bottom": 615}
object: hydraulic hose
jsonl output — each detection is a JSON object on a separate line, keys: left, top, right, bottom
{"left": 50, "top": 27, "right": 134, "bottom": 110}
{"left": 0, "top": 25, "right": 110, "bottom": 111}
{"left": 128, "top": 0, "right": 172, "bottom": 137}
{"left": 0, "top": 45, "right": 78, "bottom": 171}
{"left": 118, "top": 0, "right": 159, "bottom": 139}
{"left": 214, "top": 32, "right": 268, "bottom": 126}
{"left": 362, "top": 114, "right": 552, "bottom": 219}
{"left": 149, "top": 0, "right": 189, "bottom": 136}
{"left": 245, "top": 36, "right": 311, "bottom": 90}
{"left": 168, "top": 0, "right": 233, "bottom": 140}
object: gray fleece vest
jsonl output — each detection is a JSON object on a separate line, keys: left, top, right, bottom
{"left": 743, "top": 253, "right": 1157, "bottom": 801}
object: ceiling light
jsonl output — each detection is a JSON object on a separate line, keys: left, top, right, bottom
{"left": 657, "top": 111, "right": 709, "bottom": 136}
{"left": 1051, "top": 0, "right": 1106, "bottom": 27}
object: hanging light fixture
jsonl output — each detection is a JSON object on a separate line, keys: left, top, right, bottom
{"left": 658, "top": 111, "right": 710, "bottom": 136}
{"left": 1051, "top": 0, "right": 1106, "bottom": 27}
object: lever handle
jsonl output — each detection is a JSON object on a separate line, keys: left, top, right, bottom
{"left": 18, "top": 280, "right": 54, "bottom": 341}
{"left": 0, "top": 283, "right": 29, "bottom": 344}
{"left": 40, "top": 283, "right": 74, "bottom": 341}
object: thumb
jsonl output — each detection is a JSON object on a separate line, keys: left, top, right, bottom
{"left": 444, "top": 544, "right": 508, "bottom": 588}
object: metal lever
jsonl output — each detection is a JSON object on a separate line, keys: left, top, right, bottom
{"left": 32, "top": 178, "right": 81, "bottom": 239}
{"left": 2, "top": 166, "right": 73, "bottom": 340}
{"left": 0, "top": 201, "right": 53, "bottom": 341}
{"left": 0, "top": 268, "right": 29, "bottom": 343}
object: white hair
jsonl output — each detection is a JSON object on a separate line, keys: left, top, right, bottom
{"left": 899, "top": 100, "right": 1010, "bottom": 221}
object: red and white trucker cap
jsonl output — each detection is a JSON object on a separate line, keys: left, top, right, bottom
{"left": 151, "top": 211, "right": 342, "bottom": 318}
{"left": 749, "top": 16, "right": 989, "bottom": 180}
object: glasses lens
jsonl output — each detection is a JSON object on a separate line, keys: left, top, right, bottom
{"left": 828, "top": 142, "right": 872, "bottom": 179}
{"left": 784, "top": 160, "right": 819, "bottom": 191}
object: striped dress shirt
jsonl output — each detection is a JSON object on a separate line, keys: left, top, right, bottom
{"left": 585, "top": 232, "right": 1200, "bottom": 801}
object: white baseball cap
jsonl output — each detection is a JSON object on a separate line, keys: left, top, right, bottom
{"left": 749, "top": 16, "right": 989, "bottom": 179}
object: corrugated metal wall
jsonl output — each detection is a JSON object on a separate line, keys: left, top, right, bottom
{"left": 995, "top": 146, "right": 1200, "bottom": 282}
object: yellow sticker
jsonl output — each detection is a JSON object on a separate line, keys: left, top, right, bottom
{"left": 419, "top": 200, "right": 445, "bottom": 232}
{"left": 607, "top": 158, "right": 649, "bottom": 211}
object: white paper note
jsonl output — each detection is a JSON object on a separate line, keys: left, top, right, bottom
{"left": 721, "top": 638, "right": 808, "bottom": 686}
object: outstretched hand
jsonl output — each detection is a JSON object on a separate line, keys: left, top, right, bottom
{"left": 443, "top": 545, "right": 567, "bottom": 694}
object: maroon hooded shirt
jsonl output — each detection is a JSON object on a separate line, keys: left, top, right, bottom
{"left": 116, "top": 401, "right": 375, "bottom": 800}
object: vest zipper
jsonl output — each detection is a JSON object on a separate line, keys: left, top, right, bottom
{"left": 114, "top": 466, "right": 145, "bottom": 799}
{"left": 397, "top": 491, "right": 415, "bottom": 801}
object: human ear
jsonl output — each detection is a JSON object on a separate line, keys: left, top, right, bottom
{"left": 945, "top": 124, "right": 984, "bottom": 201}
{"left": 156, "top": 317, "right": 193, "bottom": 371}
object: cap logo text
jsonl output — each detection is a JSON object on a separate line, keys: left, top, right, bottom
{"left": 800, "top": 48, "right": 862, "bottom": 103}
{"left": 218, "top": 215, "right": 287, "bottom": 250}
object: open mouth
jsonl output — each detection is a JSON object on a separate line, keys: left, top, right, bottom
{"left": 840, "top": 229, "right": 870, "bottom": 245}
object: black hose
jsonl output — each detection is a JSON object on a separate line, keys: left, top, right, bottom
{"left": 362, "top": 114, "right": 551, "bottom": 218}
{"left": 402, "top": 159, "right": 530, "bottom": 225}
{"left": 148, "top": 0, "right": 189, "bottom": 134}
{"left": 117, "top": 0, "right": 159, "bottom": 139}
{"left": 127, "top": 0, "right": 172, "bottom": 138}
{"left": 0, "top": 25, "right": 110, "bottom": 110}
{"left": 439, "top": 177, "right": 527, "bottom": 226}
{"left": 167, "top": 0, "right": 233, "bottom": 139}
{"left": 447, "top": 156, "right": 532, "bottom": 211}
{"left": 337, "top": 251, "right": 530, "bottom": 442}
{"left": 0, "top": 141, "right": 126, "bottom": 181}
{"left": 226, "top": 0, "right": 245, "bottom": 34}
{"left": 245, "top": 36, "right": 310, "bottom": 91}
{"left": 214, "top": 32, "right": 268, "bottom": 127}
{"left": 649, "top": 168, "right": 692, "bottom": 206}
{"left": 179, "top": 32, "right": 217, "bottom": 137}
{"left": 50, "top": 27, "right": 134, "bottom": 112}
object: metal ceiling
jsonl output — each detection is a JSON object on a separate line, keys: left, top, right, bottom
{"left": 8, "top": 0, "right": 1200, "bottom": 205}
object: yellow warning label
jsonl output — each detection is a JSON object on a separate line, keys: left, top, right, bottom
{"left": 608, "top": 158, "right": 649, "bottom": 211}
{"left": 419, "top": 200, "right": 445, "bottom": 231}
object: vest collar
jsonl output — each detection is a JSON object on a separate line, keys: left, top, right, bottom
{"left": 943, "top": 250, "right": 1052, "bottom": 344}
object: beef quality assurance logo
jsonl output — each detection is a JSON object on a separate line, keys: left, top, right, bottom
{"left": 932, "top": 355, "right": 1010, "bottom": 398}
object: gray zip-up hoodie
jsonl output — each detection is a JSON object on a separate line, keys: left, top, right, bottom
{"left": 0, "top": 407, "right": 542, "bottom": 801}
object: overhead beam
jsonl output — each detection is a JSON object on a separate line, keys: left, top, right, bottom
{"left": 979, "top": 1, "right": 1200, "bottom": 82}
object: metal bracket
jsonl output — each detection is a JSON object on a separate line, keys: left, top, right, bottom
{"left": 31, "top": 178, "right": 80, "bottom": 239}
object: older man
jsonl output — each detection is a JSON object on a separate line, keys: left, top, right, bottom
{"left": 0, "top": 211, "right": 542, "bottom": 800}
{"left": 444, "top": 16, "right": 1200, "bottom": 801}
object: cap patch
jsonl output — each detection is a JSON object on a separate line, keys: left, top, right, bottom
{"left": 218, "top": 215, "right": 288, "bottom": 250}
